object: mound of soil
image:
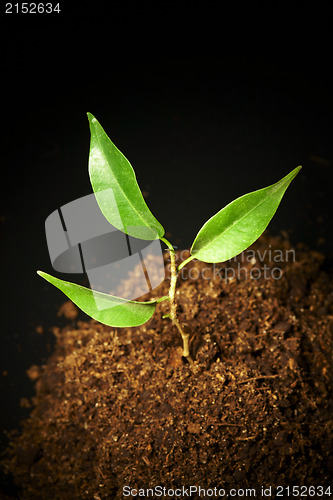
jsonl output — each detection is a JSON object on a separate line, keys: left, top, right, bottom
{"left": 3, "top": 234, "right": 333, "bottom": 499}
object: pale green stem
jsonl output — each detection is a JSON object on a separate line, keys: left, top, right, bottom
{"left": 160, "top": 237, "right": 192, "bottom": 361}
{"left": 177, "top": 254, "right": 195, "bottom": 272}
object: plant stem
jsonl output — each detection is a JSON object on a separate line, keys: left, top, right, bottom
{"left": 177, "top": 254, "right": 195, "bottom": 272}
{"left": 160, "top": 237, "right": 192, "bottom": 361}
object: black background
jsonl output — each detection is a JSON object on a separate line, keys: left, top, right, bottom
{"left": 1, "top": 2, "right": 332, "bottom": 494}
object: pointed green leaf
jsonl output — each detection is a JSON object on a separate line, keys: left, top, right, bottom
{"left": 190, "top": 166, "right": 301, "bottom": 263}
{"left": 37, "top": 271, "right": 157, "bottom": 327}
{"left": 87, "top": 113, "right": 164, "bottom": 240}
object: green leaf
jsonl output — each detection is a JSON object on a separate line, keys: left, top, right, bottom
{"left": 37, "top": 271, "right": 157, "bottom": 327}
{"left": 87, "top": 113, "right": 164, "bottom": 240}
{"left": 190, "top": 166, "right": 302, "bottom": 263}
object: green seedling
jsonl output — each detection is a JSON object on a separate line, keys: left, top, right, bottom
{"left": 38, "top": 113, "right": 301, "bottom": 362}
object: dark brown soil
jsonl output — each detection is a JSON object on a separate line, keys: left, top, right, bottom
{"left": 3, "top": 234, "right": 333, "bottom": 499}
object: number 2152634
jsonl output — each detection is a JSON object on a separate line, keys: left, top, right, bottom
{"left": 5, "top": 3, "right": 61, "bottom": 14}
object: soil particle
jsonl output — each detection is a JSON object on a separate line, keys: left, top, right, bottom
{"left": 2, "top": 234, "right": 333, "bottom": 499}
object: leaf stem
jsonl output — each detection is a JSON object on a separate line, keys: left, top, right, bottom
{"left": 177, "top": 254, "right": 195, "bottom": 272}
{"left": 155, "top": 295, "right": 170, "bottom": 304}
{"left": 160, "top": 237, "right": 174, "bottom": 251}
{"left": 160, "top": 237, "right": 193, "bottom": 363}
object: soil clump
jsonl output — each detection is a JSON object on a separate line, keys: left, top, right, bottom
{"left": 3, "top": 234, "right": 333, "bottom": 499}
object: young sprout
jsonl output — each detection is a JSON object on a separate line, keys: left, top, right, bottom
{"left": 38, "top": 113, "right": 301, "bottom": 363}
